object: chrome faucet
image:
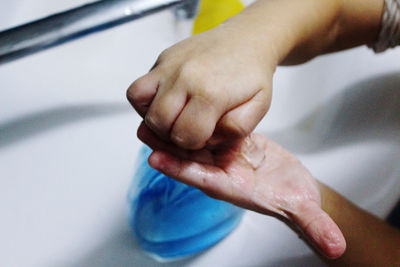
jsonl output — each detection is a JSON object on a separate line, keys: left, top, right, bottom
{"left": 174, "top": 0, "right": 200, "bottom": 20}
{"left": 0, "top": 0, "right": 200, "bottom": 65}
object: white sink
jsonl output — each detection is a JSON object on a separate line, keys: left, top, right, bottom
{"left": 1, "top": 1, "right": 400, "bottom": 266}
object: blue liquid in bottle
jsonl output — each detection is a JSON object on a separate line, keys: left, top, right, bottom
{"left": 128, "top": 146, "right": 244, "bottom": 261}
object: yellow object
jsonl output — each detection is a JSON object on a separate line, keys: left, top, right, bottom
{"left": 193, "top": 0, "right": 244, "bottom": 35}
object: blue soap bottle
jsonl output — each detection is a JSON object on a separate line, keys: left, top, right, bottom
{"left": 128, "top": 145, "right": 244, "bottom": 261}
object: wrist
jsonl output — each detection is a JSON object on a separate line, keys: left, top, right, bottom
{"left": 220, "top": 0, "right": 343, "bottom": 65}
{"left": 214, "top": 17, "right": 281, "bottom": 73}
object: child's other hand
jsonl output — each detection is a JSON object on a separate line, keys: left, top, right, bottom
{"left": 127, "top": 25, "right": 276, "bottom": 149}
{"left": 137, "top": 123, "right": 346, "bottom": 259}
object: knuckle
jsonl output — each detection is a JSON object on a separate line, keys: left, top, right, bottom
{"left": 178, "top": 60, "right": 204, "bottom": 84}
{"left": 176, "top": 62, "right": 222, "bottom": 104}
{"left": 128, "top": 77, "right": 148, "bottom": 99}
{"left": 126, "top": 88, "right": 134, "bottom": 102}
{"left": 157, "top": 49, "right": 169, "bottom": 63}
{"left": 178, "top": 64, "right": 197, "bottom": 85}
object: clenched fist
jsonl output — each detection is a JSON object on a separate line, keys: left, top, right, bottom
{"left": 127, "top": 23, "right": 276, "bottom": 149}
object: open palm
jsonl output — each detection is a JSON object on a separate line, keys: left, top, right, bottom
{"left": 137, "top": 122, "right": 346, "bottom": 259}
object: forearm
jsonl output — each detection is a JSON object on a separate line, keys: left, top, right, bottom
{"left": 220, "top": 0, "right": 384, "bottom": 65}
{"left": 319, "top": 182, "right": 400, "bottom": 266}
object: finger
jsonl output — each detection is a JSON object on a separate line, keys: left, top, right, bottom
{"left": 137, "top": 121, "right": 189, "bottom": 159}
{"left": 293, "top": 202, "right": 346, "bottom": 259}
{"left": 170, "top": 96, "right": 221, "bottom": 150}
{"left": 209, "top": 89, "right": 270, "bottom": 145}
{"left": 126, "top": 71, "right": 160, "bottom": 117}
{"left": 148, "top": 150, "right": 230, "bottom": 199}
{"left": 138, "top": 121, "right": 215, "bottom": 165}
{"left": 145, "top": 86, "right": 187, "bottom": 139}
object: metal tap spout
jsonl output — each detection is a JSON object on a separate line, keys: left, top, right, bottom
{"left": 0, "top": 0, "right": 200, "bottom": 65}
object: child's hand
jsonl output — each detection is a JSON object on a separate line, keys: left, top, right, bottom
{"left": 127, "top": 0, "right": 379, "bottom": 150}
{"left": 127, "top": 25, "right": 276, "bottom": 150}
{"left": 137, "top": 123, "right": 346, "bottom": 259}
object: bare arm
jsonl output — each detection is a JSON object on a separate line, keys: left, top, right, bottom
{"left": 224, "top": 0, "right": 385, "bottom": 65}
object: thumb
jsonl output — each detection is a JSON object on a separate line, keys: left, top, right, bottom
{"left": 209, "top": 89, "right": 270, "bottom": 145}
{"left": 293, "top": 202, "right": 346, "bottom": 259}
